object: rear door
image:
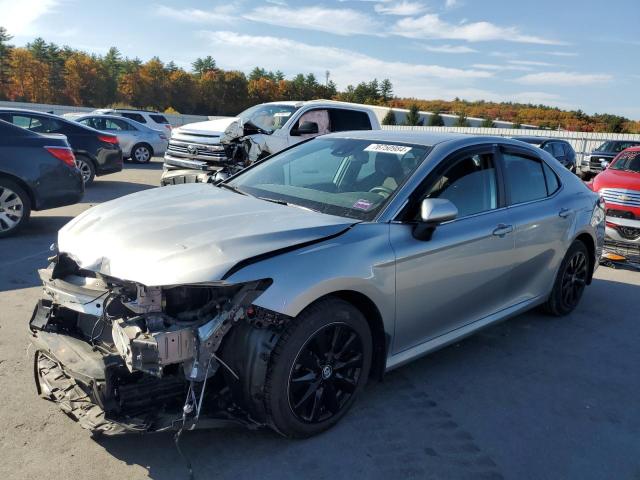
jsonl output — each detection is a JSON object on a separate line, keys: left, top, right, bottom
{"left": 499, "top": 145, "right": 572, "bottom": 304}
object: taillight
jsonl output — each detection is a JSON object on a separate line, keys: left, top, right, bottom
{"left": 45, "top": 146, "right": 76, "bottom": 167}
{"left": 98, "top": 134, "right": 119, "bottom": 145}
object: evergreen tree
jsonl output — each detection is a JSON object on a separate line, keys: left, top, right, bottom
{"left": 192, "top": 56, "right": 216, "bottom": 75}
{"left": 382, "top": 109, "right": 397, "bottom": 125}
{"left": 428, "top": 111, "right": 445, "bottom": 126}
{"left": 380, "top": 79, "right": 393, "bottom": 103}
{"left": 480, "top": 117, "right": 495, "bottom": 128}
{"left": 454, "top": 112, "right": 469, "bottom": 127}
{"left": 404, "top": 103, "right": 421, "bottom": 126}
{"left": 0, "top": 27, "right": 14, "bottom": 99}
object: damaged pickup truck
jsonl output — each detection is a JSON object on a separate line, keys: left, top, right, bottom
{"left": 160, "top": 100, "right": 380, "bottom": 186}
{"left": 30, "top": 131, "right": 603, "bottom": 438}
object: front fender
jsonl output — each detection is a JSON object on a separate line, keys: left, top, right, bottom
{"left": 226, "top": 223, "right": 396, "bottom": 334}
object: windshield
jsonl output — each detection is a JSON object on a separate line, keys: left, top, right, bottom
{"left": 238, "top": 104, "right": 298, "bottom": 133}
{"left": 596, "top": 141, "right": 640, "bottom": 153}
{"left": 610, "top": 149, "right": 640, "bottom": 173}
{"left": 227, "top": 138, "right": 430, "bottom": 220}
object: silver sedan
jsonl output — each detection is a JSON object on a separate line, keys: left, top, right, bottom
{"left": 30, "top": 131, "right": 604, "bottom": 438}
{"left": 71, "top": 114, "right": 168, "bottom": 162}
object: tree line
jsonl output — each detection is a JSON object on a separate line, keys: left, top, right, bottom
{"left": 0, "top": 27, "right": 637, "bottom": 133}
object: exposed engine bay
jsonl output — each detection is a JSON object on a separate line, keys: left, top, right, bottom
{"left": 29, "top": 253, "right": 289, "bottom": 435}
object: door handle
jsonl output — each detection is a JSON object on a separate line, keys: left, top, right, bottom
{"left": 492, "top": 224, "right": 513, "bottom": 237}
{"left": 558, "top": 208, "right": 571, "bottom": 218}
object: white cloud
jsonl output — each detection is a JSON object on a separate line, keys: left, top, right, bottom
{"left": 265, "top": 0, "right": 287, "bottom": 5}
{"left": 156, "top": 4, "right": 237, "bottom": 24}
{"left": 540, "top": 51, "right": 579, "bottom": 57}
{"left": 472, "top": 63, "right": 533, "bottom": 72}
{"left": 375, "top": 1, "right": 427, "bottom": 16}
{"left": 509, "top": 60, "right": 556, "bottom": 67}
{"left": 393, "top": 14, "right": 565, "bottom": 44}
{"left": 423, "top": 44, "right": 477, "bottom": 53}
{"left": 243, "top": 6, "right": 382, "bottom": 36}
{"left": 201, "top": 30, "right": 493, "bottom": 99}
{"left": 445, "top": 0, "right": 459, "bottom": 8}
{"left": 0, "top": 0, "right": 58, "bottom": 35}
{"left": 515, "top": 72, "right": 612, "bottom": 86}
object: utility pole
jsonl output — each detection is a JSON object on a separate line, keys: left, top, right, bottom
{"left": 325, "top": 70, "right": 330, "bottom": 86}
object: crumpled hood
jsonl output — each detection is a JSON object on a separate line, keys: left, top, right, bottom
{"left": 174, "top": 117, "right": 239, "bottom": 136}
{"left": 58, "top": 185, "right": 355, "bottom": 286}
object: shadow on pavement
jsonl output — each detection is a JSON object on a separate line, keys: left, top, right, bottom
{"left": 85, "top": 180, "right": 156, "bottom": 203}
{"left": 123, "top": 159, "right": 164, "bottom": 171}
{"left": 91, "top": 276, "right": 640, "bottom": 480}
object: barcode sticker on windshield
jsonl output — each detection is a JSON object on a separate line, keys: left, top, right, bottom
{"left": 364, "top": 144, "right": 412, "bottom": 155}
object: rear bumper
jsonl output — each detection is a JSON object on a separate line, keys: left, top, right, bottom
{"left": 33, "top": 167, "right": 84, "bottom": 211}
{"left": 95, "top": 147, "right": 123, "bottom": 176}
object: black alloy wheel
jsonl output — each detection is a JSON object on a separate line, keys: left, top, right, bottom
{"left": 288, "top": 323, "right": 364, "bottom": 423}
{"left": 560, "top": 249, "right": 588, "bottom": 310}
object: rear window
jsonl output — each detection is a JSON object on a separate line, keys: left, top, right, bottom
{"left": 150, "top": 114, "right": 169, "bottom": 124}
{"left": 121, "top": 112, "right": 146, "bottom": 123}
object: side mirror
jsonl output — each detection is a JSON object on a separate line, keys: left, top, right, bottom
{"left": 412, "top": 198, "right": 458, "bottom": 241}
{"left": 291, "top": 121, "right": 319, "bottom": 136}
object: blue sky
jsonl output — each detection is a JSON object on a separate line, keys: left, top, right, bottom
{"left": 2, "top": 0, "right": 639, "bottom": 118}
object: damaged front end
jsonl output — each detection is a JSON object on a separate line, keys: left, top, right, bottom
{"left": 29, "top": 254, "right": 288, "bottom": 435}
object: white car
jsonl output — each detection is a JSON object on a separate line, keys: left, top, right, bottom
{"left": 92, "top": 108, "right": 173, "bottom": 137}
{"left": 161, "top": 100, "right": 381, "bottom": 185}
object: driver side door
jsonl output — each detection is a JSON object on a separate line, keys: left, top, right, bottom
{"left": 390, "top": 145, "right": 516, "bottom": 354}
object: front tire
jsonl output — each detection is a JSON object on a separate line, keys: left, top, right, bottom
{"left": 265, "top": 298, "right": 372, "bottom": 438}
{"left": 0, "top": 178, "right": 31, "bottom": 237}
{"left": 544, "top": 240, "right": 589, "bottom": 316}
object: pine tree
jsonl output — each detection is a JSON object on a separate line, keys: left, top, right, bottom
{"left": 428, "top": 111, "right": 445, "bottom": 126}
{"left": 382, "top": 109, "right": 397, "bottom": 125}
{"left": 454, "top": 112, "right": 469, "bottom": 127}
{"left": 0, "top": 27, "right": 14, "bottom": 100}
{"left": 480, "top": 117, "right": 495, "bottom": 128}
{"left": 380, "top": 79, "right": 393, "bottom": 103}
{"left": 404, "top": 103, "right": 421, "bottom": 126}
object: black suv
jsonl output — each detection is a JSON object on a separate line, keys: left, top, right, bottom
{"left": 0, "top": 108, "right": 122, "bottom": 186}
{"left": 579, "top": 140, "right": 640, "bottom": 179}
{"left": 513, "top": 137, "right": 577, "bottom": 172}
{"left": 0, "top": 120, "right": 83, "bottom": 236}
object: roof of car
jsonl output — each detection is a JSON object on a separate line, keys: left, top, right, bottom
{"left": 0, "top": 107, "right": 58, "bottom": 116}
{"left": 322, "top": 130, "right": 469, "bottom": 146}
{"left": 512, "top": 136, "right": 563, "bottom": 144}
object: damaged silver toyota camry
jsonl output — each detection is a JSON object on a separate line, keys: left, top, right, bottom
{"left": 30, "top": 131, "right": 605, "bottom": 438}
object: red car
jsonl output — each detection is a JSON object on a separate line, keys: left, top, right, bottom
{"left": 590, "top": 146, "right": 640, "bottom": 262}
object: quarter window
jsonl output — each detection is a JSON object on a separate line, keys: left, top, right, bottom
{"left": 543, "top": 162, "right": 560, "bottom": 194}
{"left": 120, "top": 112, "right": 146, "bottom": 123}
{"left": 503, "top": 153, "right": 548, "bottom": 204}
{"left": 423, "top": 153, "right": 498, "bottom": 218}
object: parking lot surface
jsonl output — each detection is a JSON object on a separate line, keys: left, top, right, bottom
{"left": 1, "top": 159, "right": 639, "bottom": 480}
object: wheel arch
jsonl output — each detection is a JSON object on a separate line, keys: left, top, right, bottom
{"left": 309, "top": 290, "right": 389, "bottom": 381}
{"left": 574, "top": 231, "right": 596, "bottom": 284}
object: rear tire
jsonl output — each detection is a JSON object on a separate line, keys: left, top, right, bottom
{"left": 75, "top": 156, "right": 95, "bottom": 186}
{"left": 544, "top": 240, "right": 589, "bottom": 316}
{"left": 131, "top": 144, "right": 152, "bottom": 163}
{"left": 264, "top": 298, "right": 372, "bottom": 438}
{"left": 0, "top": 178, "right": 31, "bottom": 237}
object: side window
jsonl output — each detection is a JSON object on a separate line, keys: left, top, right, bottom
{"left": 78, "top": 118, "right": 92, "bottom": 127}
{"left": 293, "top": 109, "right": 331, "bottom": 138}
{"left": 552, "top": 143, "right": 564, "bottom": 157}
{"left": 10, "top": 114, "right": 63, "bottom": 133}
{"left": 503, "top": 153, "right": 548, "bottom": 204}
{"left": 543, "top": 162, "right": 560, "bottom": 195}
{"left": 121, "top": 112, "right": 146, "bottom": 123}
{"left": 104, "top": 119, "right": 126, "bottom": 131}
{"left": 150, "top": 114, "right": 169, "bottom": 124}
{"left": 542, "top": 143, "right": 554, "bottom": 154}
{"left": 562, "top": 143, "right": 573, "bottom": 157}
{"left": 329, "top": 109, "right": 372, "bottom": 132}
{"left": 423, "top": 153, "right": 498, "bottom": 218}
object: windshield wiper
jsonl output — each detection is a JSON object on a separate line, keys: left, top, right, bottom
{"left": 218, "top": 183, "right": 247, "bottom": 196}
{"left": 257, "top": 196, "right": 321, "bottom": 213}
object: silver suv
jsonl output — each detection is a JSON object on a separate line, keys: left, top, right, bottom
{"left": 92, "top": 108, "right": 172, "bottom": 137}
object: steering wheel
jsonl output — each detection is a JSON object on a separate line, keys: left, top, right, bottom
{"left": 369, "top": 186, "right": 394, "bottom": 197}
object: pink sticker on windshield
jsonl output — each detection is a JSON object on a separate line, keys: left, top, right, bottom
{"left": 353, "top": 199, "right": 373, "bottom": 211}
